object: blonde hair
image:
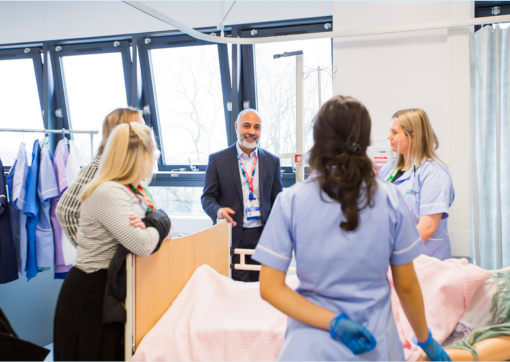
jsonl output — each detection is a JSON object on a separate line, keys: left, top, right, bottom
{"left": 81, "top": 122, "right": 155, "bottom": 201}
{"left": 97, "top": 108, "right": 143, "bottom": 157}
{"left": 392, "top": 108, "right": 445, "bottom": 170}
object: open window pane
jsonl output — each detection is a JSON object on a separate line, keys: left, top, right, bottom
{"left": 0, "top": 58, "right": 43, "bottom": 166}
{"left": 255, "top": 39, "right": 333, "bottom": 166}
{"left": 151, "top": 45, "right": 227, "bottom": 165}
{"left": 61, "top": 52, "right": 127, "bottom": 161}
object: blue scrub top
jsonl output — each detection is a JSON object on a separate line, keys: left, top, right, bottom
{"left": 253, "top": 174, "right": 426, "bottom": 361}
{"left": 11, "top": 144, "right": 29, "bottom": 276}
{"left": 36, "top": 144, "right": 59, "bottom": 269}
{"left": 24, "top": 139, "right": 41, "bottom": 281}
{"left": 378, "top": 160, "right": 455, "bottom": 261}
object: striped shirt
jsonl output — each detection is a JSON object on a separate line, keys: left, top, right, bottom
{"left": 74, "top": 181, "right": 159, "bottom": 273}
{"left": 55, "top": 157, "right": 100, "bottom": 246}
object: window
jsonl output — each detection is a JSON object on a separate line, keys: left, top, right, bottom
{"left": 0, "top": 51, "right": 43, "bottom": 166}
{"left": 53, "top": 42, "right": 131, "bottom": 162}
{"left": 254, "top": 38, "right": 333, "bottom": 166}
{"left": 147, "top": 186, "right": 206, "bottom": 216}
{"left": 149, "top": 43, "right": 228, "bottom": 166}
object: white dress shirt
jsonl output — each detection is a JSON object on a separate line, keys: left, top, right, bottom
{"left": 236, "top": 142, "right": 262, "bottom": 228}
{"left": 217, "top": 142, "right": 262, "bottom": 228}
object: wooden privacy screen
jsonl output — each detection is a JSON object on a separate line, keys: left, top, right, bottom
{"left": 134, "top": 222, "right": 231, "bottom": 349}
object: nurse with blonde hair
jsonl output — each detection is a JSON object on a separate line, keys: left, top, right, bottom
{"left": 378, "top": 108, "right": 455, "bottom": 260}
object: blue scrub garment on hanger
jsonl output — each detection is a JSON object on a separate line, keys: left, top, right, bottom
{"left": 24, "top": 139, "right": 41, "bottom": 281}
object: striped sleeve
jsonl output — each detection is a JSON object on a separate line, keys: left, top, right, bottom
{"left": 56, "top": 158, "right": 100, "bottom": 246}
{"left": 87, "top": 183, "right": 159, "bottom": 257}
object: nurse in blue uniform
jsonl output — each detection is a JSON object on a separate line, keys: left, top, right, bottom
{"left": 253, "top": 96, "right": 450, "bottom": 361}
{"left": 378, "top": 108, "right": 455, "bottom": 261}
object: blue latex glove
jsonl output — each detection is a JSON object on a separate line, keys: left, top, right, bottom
{"left": 329, "top": 313, "right": 377, "bottom": 355}
{"left": 413, "top": 329, "right": 451, "bottom": 361}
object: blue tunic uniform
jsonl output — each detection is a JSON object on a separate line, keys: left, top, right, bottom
{"left": 36, "top": 144, "right": 59, "bottom": 269}
{"left": 24, "top": 139, "right": 41, "bottom": 280}
{"left": 253, "top": 175, "right": 426, "bottom": 361}
{"left": 10, "top": 144, "right": 29, "bottom": 276}
{"left": 378, "top": 160, "right": 455, "bottom": 260}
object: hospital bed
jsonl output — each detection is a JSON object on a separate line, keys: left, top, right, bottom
{"left": 124, "top": 221, "right": 510, "bottom": 361}
{"left": 124, "top": 220, "right": 230, "bottom": 361}
{"left": 124, "top": 220, "right": 295, "bottom": 361}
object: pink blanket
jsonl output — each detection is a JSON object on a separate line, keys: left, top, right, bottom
{"left": 133, "top": 256, "right": 489, "bottom": 361}
{"left": 132, "top": 265, "right": 299, "bottom": 361}
{"left": 389, "top": 255, "right": 489, "bottom": 361}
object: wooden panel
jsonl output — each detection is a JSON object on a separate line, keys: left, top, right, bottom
{"left": 134, "top": 222, "right": 231, "bottom": 348}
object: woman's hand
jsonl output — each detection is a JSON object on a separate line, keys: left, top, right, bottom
{"left": 130, "top": 215, "right": 146, "bottom": 229}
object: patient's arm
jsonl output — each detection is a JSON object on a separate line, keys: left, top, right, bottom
{"left": 419, "top": 336, "right": 510, "bottom": 361}
{"left": 259, "top": 265, "right": 336, "bottom": 331}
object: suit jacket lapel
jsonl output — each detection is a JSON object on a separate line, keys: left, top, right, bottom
{"left": 258, "top": 147, "right": 266, "bottom": 201}
{"left": 227, "top": 144, "right": 244, "bottom": 204}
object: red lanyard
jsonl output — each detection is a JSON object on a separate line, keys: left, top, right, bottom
{"left": 238, "top": 153, "right": 257, "bottom": 200}
{"left": 126, "top": 184, "right": 155, "bottom": 213}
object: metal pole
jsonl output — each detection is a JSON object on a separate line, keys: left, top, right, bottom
{"left": 90, "top": 133, "right": 94, "bottom": 162}
{"left": 0, "top": 128, "right": 98, "bottom": 135}
{"left": 317, "top": 66, "right": 322, "bottom": 108}
{"left": 124, "top": 1, "right": 510, "bottom": 45}
{"left": 296, "top": 54, "right": 304, "bottom": 183}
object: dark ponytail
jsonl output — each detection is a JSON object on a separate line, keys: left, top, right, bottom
{"left": 309, "top": 96, "right": 377, "bottom": 231}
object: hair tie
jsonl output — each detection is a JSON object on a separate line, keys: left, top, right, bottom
{"left": 341, "top": 142, "right": 362, "bottom": 156}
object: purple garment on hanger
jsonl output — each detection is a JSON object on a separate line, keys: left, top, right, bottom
{"left": 50, "top": 139, "right": 72, "bottom": 275}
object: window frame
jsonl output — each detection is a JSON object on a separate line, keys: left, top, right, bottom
{"left": 1, "top": 17, "right": 333, "bottom": 189}
{"left": 139, "top": 32, "right": 232, "bottom": 172}
{"left": 235, "top": 18, "right": 333, "bottom": 182}
{"left": 474, "top": 2, "right": 510, "bottom": 31}
{"left": 0, "top": 47, "right": 44, "bottom": 121}
{"left": 0, "top": 46, "right": 44, "bottom": 173}
{"left": 50, "top": 40, "right": 133, "bottom": 136}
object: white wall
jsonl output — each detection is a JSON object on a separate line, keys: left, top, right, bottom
{"left": 333, "top": 1, "right": 473, "bottom": 257}
{"left": 0, "top": 1, "right": 333, "bottom": 44}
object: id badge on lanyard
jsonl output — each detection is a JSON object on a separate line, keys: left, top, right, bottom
{"left": 246, "top": 198, "right": 261, "bottom": 220}
{"left": 238, "top": 153, "right": 261, "bottom": 221}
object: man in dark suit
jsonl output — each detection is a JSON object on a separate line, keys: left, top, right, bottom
{"left": 201, "top": 109, "right": 283, "bottom": 282}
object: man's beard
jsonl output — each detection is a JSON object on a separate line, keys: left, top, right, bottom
{"left": 238, "top": 134, "right": 259, "bottom": 149}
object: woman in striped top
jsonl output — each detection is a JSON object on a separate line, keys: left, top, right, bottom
{"left": 53, "top": 122, "right": 170, "bottom": 361}
{"left": 56, "top": 107, "right": 145, "bottom": 245}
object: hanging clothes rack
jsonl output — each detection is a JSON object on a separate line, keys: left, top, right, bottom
{"left": 0, "top": 128, "right": 99, "bottom": 158}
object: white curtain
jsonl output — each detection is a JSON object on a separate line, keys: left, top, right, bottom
{"left": 471, "top": 24, "right": 510, "bottom": 269}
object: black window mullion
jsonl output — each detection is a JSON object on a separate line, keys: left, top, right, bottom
{"left": 139, "top": 40, "right": 168, "bottom": 171}
{"left": 218, "top": 44, "right": 232, "bottom": 147}
{"left": 120, "top": 46, "right": 133, "bottom": 107}
{"left": 42, "top": 44, "right": 58, "bottom": 151}
{"left": 30, "top": 50, "right": 44, "bottom": 118}
{"left": 230, "top": 26, "right": 242, "bottom": 146}
{"left": 50, "top": 48, "right": 69, "bottom": 144}
{"left": 131, "top": 35, "right": 143, "bottom": 109}
{"left": 241, "top": 44, "right": 257, "bottom": 111}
